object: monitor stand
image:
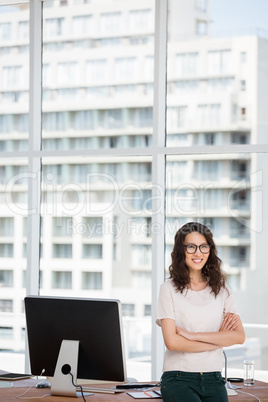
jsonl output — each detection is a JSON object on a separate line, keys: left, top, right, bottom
{"left": 51, "top": 339, "right": 84, "bottom": 398}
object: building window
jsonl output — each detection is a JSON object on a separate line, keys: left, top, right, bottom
{"left": 241, "top": 107, "right": 246, "bottom": 120}
{"left": 57, "top": 62, "right": 78, "bottom": 85}
{"left": 241, "top": 80, "right": 246, "bottom": 91}
{"left": 132, "top": 271, "right": 151, "bottom": 288}
{"left": 208, "top": 49, "right": 231, "bottom": 74}
{"left": 240, "top": 51, "right": 247, "bottom": 63}
{"left": 132, "top": 245, "right": 152, "bottom": 266}
{"left": 82, "top": 272, "right": 102, "bottom": 290}
{"left": 197, "top": 104, "right": 221, "bottom": 126}
{"left": 86, "top": 60, "right": 107, "bottom": 82}
{"left": 44, "top": 18, "right": 65, "bottom": 37}
{"left": 82, "top": 244, "right": 102, "bottom": 259}
{"left": 122, "top": 303, "right": 135, "bottom": 317}
{"left": 18, "top": 21, "right": 29, "bottom": 39}
{"left": 195, "top": 0, "right": 207, "bottom": 12}
{"left": 115, "top": 57, "right": 138, "bottom": 81}
{"left": 2, "top": 66, "right": 23, "bottom": 88}
{"left": 0, "top": 22, "right": 11, "bottom": 40}
{"left": 52, "top": 271, "right": 72, "bottom": 289}
{"left": 100, "top": 12, "right": 122, "bottom": 34}
{"left": 144, "top": 304, "right": 151, "bottom": 316}
{"left": 129, "top": 9, "right": 152, "bottom": 31}
{"left": 0, "top": 218, "right": 14, "bottom": 236}
{"left": 52, "top": 217, "right": 73, "bottom": 237}
{"left": 52, "top": 244, "right": 72, "bottom": 258}
{"left": 0, "top": 244, "right": 13, "bottom": 258}
{"left": 82, "top": 217, "right": 103, "bottom": 238}
{"left": 0, "top": 327, "right": 13, "bottom": 339}
{"left": 196, "top": 20, "right": 208, "bottom": 36}
{"left": 176, "top": 52, "right": 199, "bottom": 75}
{"left": 73, "top": 15, "right": 93, "bottom": 36}
{"left": 0, "top": 299, "right": 13, "bottom": 313}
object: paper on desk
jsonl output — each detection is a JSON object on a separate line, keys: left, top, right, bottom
{"left": 127, "top": 390, "right": 161, "bottom": 399}
{"left": 0, "top": 381, "right": 13, "bottom": 388}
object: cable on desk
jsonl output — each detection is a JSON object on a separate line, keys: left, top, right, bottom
{"left": 236, "top": 389, "right": 261, "bottom": 401}
{"left": 69, "top": 371, "right": 86, "bottom": 402}
{"left": 16, "top": 369, "right": 50, "bottom": 400}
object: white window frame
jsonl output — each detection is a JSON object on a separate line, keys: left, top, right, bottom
{"left": 0, "top": 0, "right": 268, "bottom": 381}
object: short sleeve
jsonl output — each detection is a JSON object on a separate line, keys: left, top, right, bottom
{"left": 156, "top": 281, "right": 175, "bottom": 327}
{"left": 224, "top": 285, "right": 239, "bottom": 315}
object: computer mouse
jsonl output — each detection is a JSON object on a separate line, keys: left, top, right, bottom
{"left": 36, "top": 380, "right": 51, "bottom": 388}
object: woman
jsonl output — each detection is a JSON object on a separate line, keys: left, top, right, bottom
{"left": 157, "top": 222, "right": 245, "bottom": 402}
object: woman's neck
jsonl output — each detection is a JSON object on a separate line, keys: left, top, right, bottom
{"left": 189, "top": 273, "right": 207, "bottom": 290}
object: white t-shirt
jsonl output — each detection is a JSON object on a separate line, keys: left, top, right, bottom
{"left": 156, "top": 279, "right": 238, "bottom": 373}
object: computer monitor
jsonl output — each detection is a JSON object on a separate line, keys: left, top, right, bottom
{"left": 24, "top": 295, "right": 127, "bottom": 397}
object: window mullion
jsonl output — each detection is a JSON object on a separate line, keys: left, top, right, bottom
{"left": 26, "top": 0, "right": 42, "bottom": 297}
{"left": 151, "top": 0, "right": 168, "bottom": 381}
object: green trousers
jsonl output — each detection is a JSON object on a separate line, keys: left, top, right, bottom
{"left": 161, "top": 371, "right": 228, "bottom": 402}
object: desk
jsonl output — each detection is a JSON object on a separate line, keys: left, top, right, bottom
{"left": 0, "top": 378, "right": 268, "bottom": 401}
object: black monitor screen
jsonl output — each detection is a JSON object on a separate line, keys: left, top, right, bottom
{"left": 24, "top": 296, "right": 126, "bottom": 383}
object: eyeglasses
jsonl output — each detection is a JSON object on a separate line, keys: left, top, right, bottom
{"left": 184, "top": 244, "right": 211, "bottom": 254}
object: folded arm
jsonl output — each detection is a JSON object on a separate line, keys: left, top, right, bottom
{"left": 161, "top": 318, "right": 221, "bottom": 353}
{"left": 176, "top": 313, "right": 246, "bottom": 347}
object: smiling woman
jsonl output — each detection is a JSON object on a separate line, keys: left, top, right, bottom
{"left": 157, "top": 222, "right": 245, "bottom": 402}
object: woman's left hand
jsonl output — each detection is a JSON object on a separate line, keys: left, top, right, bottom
{"left": 220, "top": 312, "right": 240, "bottom": 331}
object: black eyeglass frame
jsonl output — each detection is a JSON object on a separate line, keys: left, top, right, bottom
{"left": 183, "top": 244, "right": 211, "bottom": 254}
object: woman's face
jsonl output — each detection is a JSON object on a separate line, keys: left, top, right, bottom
{"left": 183, "top": 231, "right": 210, "bottom": 273}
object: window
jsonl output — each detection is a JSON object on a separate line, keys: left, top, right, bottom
{"left": 0, "top": 22, "right": 11, "bottom": 40}
{"left": 197, "top": 104, "right": 221, "bottom": 126}
{"left": 122, "top": 303, "right": 135, "bottom": 317}
{"left": 132, "top": 245, "right": 152, "bottom": 266}
{"left": 176, "top": 52, "right": 199, "bottom": 75}
{"left": 73, "top": 15, "right": 93, "bottom": 36}
{"left": 52, "top": 244, "right": 72, "bottom": 258}
{"left": 100, "top": 12, "right": 122, "bottom": 34}
{"left": 0, "top": 299, "right": 13, "bottom": 313}
{"left": 52, "top": 271, "right": 72, "bottom": 289}
{"left": 52, "top": 217, "right": 73, "bottom": 237}
{"left": 208, "top": 50, "right": 231, "bottom": 74}
{"left": 241, "top": 51, "right": 247, "bottom": 63}
{"left": 82, "top": 217, "right": 103, "bottom": 238}
{"left": 0, "top": 327, "right": 13, "bottom": 339}
{"left": 0, "top": 244, "right": 13, "bottom": 258}
{"left": 44, "top": 18, "right": 65, "bottom": 37}
{"left": 18, "top": 21, "right": 29, "bottom": 39}
{"left": 196, "top": 20, "right": 207, "bottom": 36}
{"left": 86, "top": 60, "right": 107, "bottom": 82}
{"left": 2, "top": 66, "right": 23, "bottom": 88}
{"left": 144, "top": 56, "right": 154, "bottom": 80}
{"left": 241, "top": 80, "right": 246, "bottom": 91}
{"left": 129, "top": 9, "right": 153, "bottom": 31}
{"left": 57, "top": 62, "right": 78, "bottom": 85}
{"left": 82, "top": 272, "right": 102, "bottom": 290}
{"left": 82, "top": 244, "right": 102, "bottom": 259}
{"left": 195, "top": 0, "right": 207, "bottom": 12}
{"left": 0, "top": 218, "right": 14, "bottom": 236}
{"left": 115, "top": 57, "right": 138, "bottom": 81}
{"left": 1, "top": 0, "right": 268, "bottom": 382}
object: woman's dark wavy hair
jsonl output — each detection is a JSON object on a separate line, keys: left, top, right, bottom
{"left": 169, "top": 222, "right": 226, "bottom": 296}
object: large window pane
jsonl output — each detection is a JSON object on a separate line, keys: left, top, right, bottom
{"left": 0, "top": 4, "right": 29, "bottom": 152}
{"left": 40, "top": 155, "right": 153, "bottom": 380}
{"left": 0, "top": 158, "right": 28, "bottom": 372}
{"left": 166, "top": 1, "right": 268, "bottom": 146}
{"left": 42, "top": 0, "right": 154, "bottom": 151}
{"left": 165, "top": 152, "right": 268, "bottom": 376}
